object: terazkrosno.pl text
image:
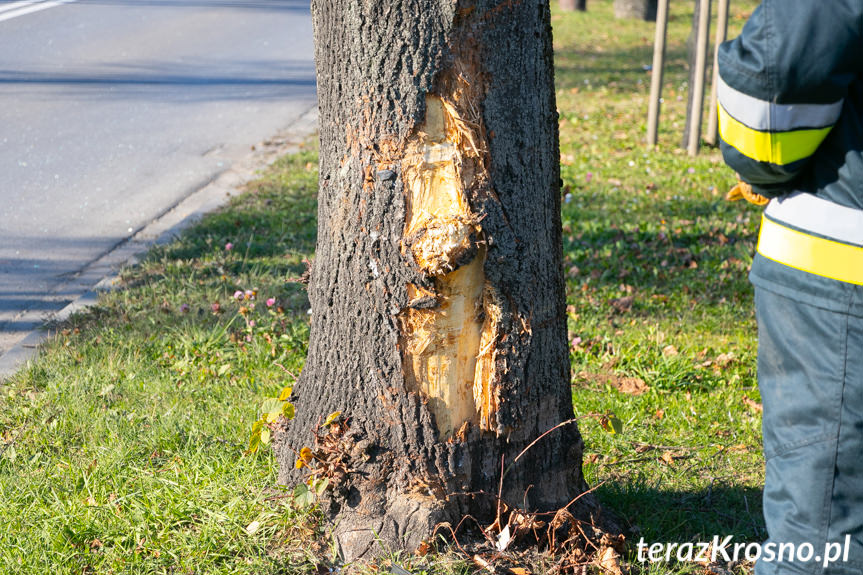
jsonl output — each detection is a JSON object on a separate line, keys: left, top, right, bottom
{"left": 637, "top": 535, "right": 852, "bottom": 568}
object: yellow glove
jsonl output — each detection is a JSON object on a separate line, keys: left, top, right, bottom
{"left": 726, "top": 179, "right": 769, "bottom": 206}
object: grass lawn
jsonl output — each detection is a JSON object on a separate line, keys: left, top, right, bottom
{"left": 0, "top": 1, "right": 764, "bottom": 573}
{"left": 553, "top": 0, "right": 765, "bottom": 556}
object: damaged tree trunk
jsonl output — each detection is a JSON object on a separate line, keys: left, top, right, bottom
{"left": 274, "top": 0, "right": 590, "bottom": 561}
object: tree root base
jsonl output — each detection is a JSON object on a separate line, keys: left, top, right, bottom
{"left": 332, "top": 491, "right": 453, "bottom": 562}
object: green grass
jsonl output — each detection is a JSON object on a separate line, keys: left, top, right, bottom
{"left": 0, "top": 1, "right": 765, "bottom": 572}
{"left": 0, "top": 151, "right": 326, "bottom": 574}
{"left": 553, "top": 0, "right": 766, "bottom": 564}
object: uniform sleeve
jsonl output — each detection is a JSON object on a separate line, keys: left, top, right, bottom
{"left": 717, "top": 0, "right": 862, "bottom": 195}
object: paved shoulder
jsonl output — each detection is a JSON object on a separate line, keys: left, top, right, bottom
{"left": 0, "top": 0, "right": 317, "bottom": 369}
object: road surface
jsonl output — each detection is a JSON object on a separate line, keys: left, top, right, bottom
{"left": 0, "top": 0, "right": 317, "bottom": 362}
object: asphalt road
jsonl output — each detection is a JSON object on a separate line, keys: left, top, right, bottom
{"left": 0, "top": 0, "right": 316, "bottom": 359}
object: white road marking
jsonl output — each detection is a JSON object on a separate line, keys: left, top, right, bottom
{"left": 0, "top": 0, "right": 77, "bottom": 23}
{"left": 0, "top": 1, "right": 42, "bottom": 15}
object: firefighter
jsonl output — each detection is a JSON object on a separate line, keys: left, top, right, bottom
{"left": 718, "top": 1, "right": 863, "bottom": 573}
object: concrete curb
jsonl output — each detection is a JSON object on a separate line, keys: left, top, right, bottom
{"left": 0, "top": 107, "right": 318, "bottom": 382}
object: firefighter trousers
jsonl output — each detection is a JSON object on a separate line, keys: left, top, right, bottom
{"left": 755, "top": 287, "right": 863, "bottom": 575}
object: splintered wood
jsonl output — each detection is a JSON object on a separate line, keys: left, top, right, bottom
{"left": 399, "top": 95, "right": 498, "bottom": 437}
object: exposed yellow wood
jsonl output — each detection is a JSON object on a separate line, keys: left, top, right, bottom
{"left": 473, "top": 288, "right": 500, "bottom": 431}
{"left": 399, "top": 95, "right": 498, "bottom": 437}
{"left": 401, "top": 254, "right": 485, "bottom": 436}
{"left": 403, "top": 97, "right": 478, "bottom": 277}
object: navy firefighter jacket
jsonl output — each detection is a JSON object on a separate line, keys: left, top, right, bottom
{"left": 718, "top": 0, "right": 863, "bottom": 314}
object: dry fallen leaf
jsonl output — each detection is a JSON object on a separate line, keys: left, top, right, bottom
{"left": 662, "top": 344, "right": 679, "bottom": 357}
{"left": 578, "top": 371, "right": 649, "bottom": 395}
{"left": 609, "top": 295, "right": 634, "bottom": 314}
{"left": 597, "top": 545, "right": 623, "bottom": 575}
{"left": 743, "top": 396, "right": 763, "bottom": 413}
{"left": 295, "top": 446, "right": 314, "bottom": 469}
{"left": 614, "top": 376, "right": 648, "bottom": 395}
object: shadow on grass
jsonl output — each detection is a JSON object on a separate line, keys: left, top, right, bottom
{"left": 561, "top": 192, "right": 759, "bottom": 311}
{"left": 596, "top": 482, "right": 766, "bottom": 544}
{"left": 554, "top": 45, "right": 689, "bottom": 92}
{"left": 564, "top": 227, "right": 754, "bottom": 304}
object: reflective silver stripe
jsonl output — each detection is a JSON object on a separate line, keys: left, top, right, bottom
{"left": 717, "top": 75, "right": 844, "bottom": 132}
{"left": 765, "top": 193, "right": 863, "bottom": 247}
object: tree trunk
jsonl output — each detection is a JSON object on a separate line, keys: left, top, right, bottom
{"left": 560, "top": 0, "right": 588, "bottom": 11}
{"left": 274, "top": 0, "right": 589, "bottom": 561}
{"left": 614, "top": 0, "right": 657, "bottom": 20}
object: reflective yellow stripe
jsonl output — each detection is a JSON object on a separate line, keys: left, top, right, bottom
{"left": 717, "top": 76, "right": 844, "bottom": 132}
{"left": 758, "top": 215, "right": 863, "bottom": 285}
{"left": 718, "top": 104, "right": 833, "bottom": 165}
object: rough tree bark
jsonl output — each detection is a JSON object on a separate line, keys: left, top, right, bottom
{"left": 274, "top": 0, "right": 590, "bottom": 561}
